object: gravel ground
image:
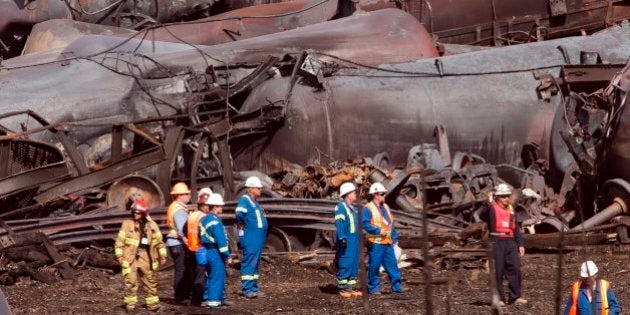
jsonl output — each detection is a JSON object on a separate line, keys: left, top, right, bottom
{"left": 2, "top": 245, "right": 629, "bottom": 314}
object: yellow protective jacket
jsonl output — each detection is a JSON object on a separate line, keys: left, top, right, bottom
{"left": 115, "top": 218, "right": 167, "bottom": 272}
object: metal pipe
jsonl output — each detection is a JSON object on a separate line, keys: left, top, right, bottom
{"left": 570, "top": 197, "right": 627, "bottom": 231}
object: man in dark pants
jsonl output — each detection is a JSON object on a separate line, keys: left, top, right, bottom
{"left": 165, "top": 182, "right": 193, "bottom": 303}
{"left": 480, "top": 183, "right": 527, "bottom": 306}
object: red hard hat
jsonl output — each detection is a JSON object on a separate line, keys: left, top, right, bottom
{"left": 131, "top": 199, "right": 149, "bottom": 216}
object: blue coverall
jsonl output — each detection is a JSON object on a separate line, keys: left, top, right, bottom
{"left": 197, "top": 213, "right": 230, "bottom": 307}
{"left": 362, "top": 202, "right": 402, "bottom": 294}
{"left": 563, "top": 280, "right": 621, "bottom": 315}
{"left": 235, "top": 193, "right": 268, "bottom": 295}
{"left": 334, "top": 200, "right": 359, "bottom": 291}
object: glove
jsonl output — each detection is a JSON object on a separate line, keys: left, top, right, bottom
{"left": 339, "top": 238, "right": 347, "bottom": 249}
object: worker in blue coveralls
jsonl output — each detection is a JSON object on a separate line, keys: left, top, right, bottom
{"left": 197, "top": 193, "right": 232, "bottom": 309}
{"left": 235, "top": 176, "right": 268, "bottom": 298}
{"left": 334, "top": 182, "right": 362, "bottom": 298}
{"left": 563, "top": 260, "right": 621, "bottom": 315}
{"left": 362, "top": 182, "right": 403, "bottom": 295}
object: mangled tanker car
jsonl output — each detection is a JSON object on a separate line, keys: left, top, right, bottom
{"left": 0, "top": 8, "right": 629, "bottom": 251}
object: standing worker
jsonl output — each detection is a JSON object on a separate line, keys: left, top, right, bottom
{"left": 362, "top": 182, "right": 403, "bottom": 295}
{"left": 115, "top": 200, "right": 167, "bottom": 312}
{"left": 563, "top": 261, "right": 621, "bottom": 315}
{"left": 165, "top": 182, "right": 193, "bottom": 303}
{"left": 197, "top": 187, "right": 213, "bottom": 205}
{"left": 334, "top": 182, "right": 362, "bottom": 298}
{"left": 480, "top": 183, "right": 527, "bottom": 306}
{"left": 198, "top": 193, "right": 232, "bottom": 308}
{"left": 186, "top": 187, "right": 213, "bottom": 305}
{"left": 235, "top": 176, "right": 268, "bottom": 298}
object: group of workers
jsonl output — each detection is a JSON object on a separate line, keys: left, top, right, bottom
{"left": 114, "top": 177, "right": 621, "bottom": 314}
{"left": 114, "top": 176, "right": 266, "bottom": 311}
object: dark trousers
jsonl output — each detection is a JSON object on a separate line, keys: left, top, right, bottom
{"left": 169, "top": 244, "right": 194, "bottom": 301}
{"left": 190, "top": 262, "right": 207, "bottom": 305}
{"left": 492, "top": 237, "right": 521, "bottom": 302}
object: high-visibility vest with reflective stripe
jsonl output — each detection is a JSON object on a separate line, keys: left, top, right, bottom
{"left": 186, "top": 211, "right": 206, "bottom": 251}
{"left": 492, "top": 202, "right": 515, "bottom": 237}
{"left": 365, "top": 202, "right": 394, "bottom": 244}
{"left": 568, "top": 280, "right": 610, "bottom": 315}
{"left": 166, "top": 201, "right": 186, "bottom": 238}
{"left": 340, "top": 201, "right": 356, "bottom": 234}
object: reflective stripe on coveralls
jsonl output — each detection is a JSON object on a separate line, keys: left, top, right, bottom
{"left": 335, "top": 200, "right": 359, "bottom": 290}
{"left": 236, "top": 193, "right": 268, "bottom": 294}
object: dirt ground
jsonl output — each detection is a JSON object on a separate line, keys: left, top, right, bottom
{"left": 2, "top": 245, "right": 629, "bottom": 314}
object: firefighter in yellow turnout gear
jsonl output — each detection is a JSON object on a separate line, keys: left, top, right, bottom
{"left": 115, "top": 200, "right": 168, "bottom": 312}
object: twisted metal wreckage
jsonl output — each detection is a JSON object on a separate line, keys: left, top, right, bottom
{"left": 0, "top": 0, "right": 628, "bottom": 276}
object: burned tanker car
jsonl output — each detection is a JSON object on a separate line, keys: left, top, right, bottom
{"left": 0, "top": 2, "right": 629, "bottom": 252}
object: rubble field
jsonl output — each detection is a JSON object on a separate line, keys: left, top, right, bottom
{"left": 3, "top": 245, "right": 629, "bottom": 314}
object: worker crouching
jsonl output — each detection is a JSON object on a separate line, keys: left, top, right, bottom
{"left": 334, "top": 182, "right": 362, "bottom": 298}
{"left": 197, "top": 193, "right": 232, "bottom": 308}
{"left": 115, "top": 200, "right": 167, "bottom": 312}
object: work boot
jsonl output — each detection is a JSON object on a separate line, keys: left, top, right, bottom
{"left": 146, "top": 304, "right": 160, "bottom": 312}
{"left": 243, "top": 292, "right": 257, "bottom": 299}
{"left": 339, "top": 291, "right": 353, "bottom": 298}
{"left": 513, "top": 298, "right": 528, "bottom": 305}
{"left": 350, "top": 290, "right": 363, "bottom": 298}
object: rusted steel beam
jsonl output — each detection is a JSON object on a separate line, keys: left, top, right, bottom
{"left": 34, "top": 146, "right": 165, "bottom": 204}
{"left": 109, "top": 124, "right": 124, "bottom": 164}
{"left": 0, "top": 161, "right": 68, "bottom": 197}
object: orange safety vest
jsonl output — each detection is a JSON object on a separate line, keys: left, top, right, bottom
{"left": 492, "top": 202, "right": 515, "bottom": 237}
{"left": 185, "top": 211, "right": 206, "bottom": 251}
{"left": 166, "top": 201, "right": 187, "bottom": 239}
{"left": 568, "top": 280, "right": 609, "bottom": 315}
{"left": 365, "top": 201, "right": 394, "bottom": 245}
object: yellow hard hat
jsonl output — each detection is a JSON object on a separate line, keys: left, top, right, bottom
{"left": 170, "top": 182, "right": 191, "bottom": 195}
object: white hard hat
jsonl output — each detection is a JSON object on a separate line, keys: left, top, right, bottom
{"left": 369, "top": 182, "right": 388, "bottom": 195}
{"left": 205, "top": 193, "right": 225, "bottom": 206}
{"left": 198, "top": 187, "right": 213, "bottom": 197}
{"left": 494, "top": 183, "right": 512, "bottom": 196}
{"left": 339, "top": 182, "right": 357, "bottom": 197}
{"left": 245, "top": 176, "right": 263, "bottom": 188}
{"left": 580, "top": 260, "right": 598, "bottom": 278}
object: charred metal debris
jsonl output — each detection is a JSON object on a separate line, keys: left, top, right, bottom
{"left": 0, "top": 0, "right": 629, "bottom": 285}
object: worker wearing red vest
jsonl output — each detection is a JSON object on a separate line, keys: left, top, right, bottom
{"left": 479, "top": 183, "right": 527, "bottom": 306}
{"left": 362, "top": 182, "right": 403, "bottom": 295}
{"left": 563, "top": 261, "right": 620, "bottom": 315}
{"left": 187, "top": 187, "right": 212, "bottom": 305}
{"left": 165, "top": 182, "right": 193, "bottom": 303}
